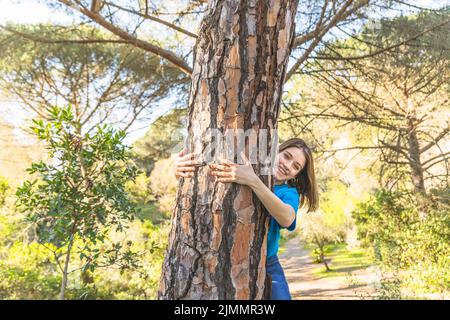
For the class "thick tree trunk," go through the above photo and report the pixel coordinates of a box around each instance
[158,0,299,299]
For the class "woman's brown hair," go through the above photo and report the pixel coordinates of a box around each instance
[278,138,319,213]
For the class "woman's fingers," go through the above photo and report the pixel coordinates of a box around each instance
[208,163,232,172]
[177,166,196,172]
[221,158,235,166]
[177,171,194,178]
[216,177,234,183]
[178,159,201,167]
[210,170,233,178]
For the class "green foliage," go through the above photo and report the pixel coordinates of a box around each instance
[148,157,178,217]
[0,205,171,300]
[0,176,9,207]
[126,157,179,222]
[300,179,351,246]
[88,220,171,299]
[132,108,186,176]
[0,24,188,133]
[17,106,138,245]
[125,172,153,204]
[299,179,353,271]
[300,211,348,271]
[0,242,61,299]
[15,106,140,298]
[311,243,372,278]
[352,188,450,296]
[319,180,353,232]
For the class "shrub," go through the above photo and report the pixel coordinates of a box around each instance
[352,188,450,296]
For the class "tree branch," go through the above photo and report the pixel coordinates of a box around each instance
[420,126,450,154]
[57,0,193,75]
[286,0,370,81]
[105,2,198,39]
[0,26,132,45]
[314,18,450,61]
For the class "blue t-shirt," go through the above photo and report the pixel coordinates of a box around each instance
[267,183,300,258]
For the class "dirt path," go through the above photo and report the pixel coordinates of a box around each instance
[279,237,376,300]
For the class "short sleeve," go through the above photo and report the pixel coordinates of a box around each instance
[280,189,300,231]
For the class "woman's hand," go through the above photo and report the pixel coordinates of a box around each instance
[208,152,259,187]
[173,147,201,180]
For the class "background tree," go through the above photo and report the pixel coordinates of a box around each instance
[0,116,47,183]
[34,0,380,78]
[299,179,351,271]
[132,108,186,176]
[0,24,187,133]
[16,106,139,299]
[0,176,9,207]
[300,211,346,271]
[280,10,450,205]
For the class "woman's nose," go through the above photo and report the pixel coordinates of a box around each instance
[283,162,291,174]
[287,161,295,173]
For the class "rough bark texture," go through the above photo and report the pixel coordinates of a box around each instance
[158,0,299,300]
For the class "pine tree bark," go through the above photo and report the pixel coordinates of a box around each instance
[158,0,299,300]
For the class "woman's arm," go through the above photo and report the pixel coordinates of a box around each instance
[249,178,296,228]
[209,154,295,228]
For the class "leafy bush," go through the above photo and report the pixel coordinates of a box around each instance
[125,172,154,204]
[0,176,9,207]
[0,242,60,299]
[0,217,170,300]
[15,106,140,299]
[352,188,450,296]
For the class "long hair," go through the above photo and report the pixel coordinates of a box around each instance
[278,138,319,213]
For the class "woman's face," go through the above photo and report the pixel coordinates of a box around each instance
[273,146,306,181]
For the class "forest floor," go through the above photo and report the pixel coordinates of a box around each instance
[279,237,378,300]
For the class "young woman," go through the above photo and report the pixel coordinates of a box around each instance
[173,138,319,300]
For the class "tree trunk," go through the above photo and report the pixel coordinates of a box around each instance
[320,250,331,272]
[406,118,426,195]
[405,111,430,219]
[158,0,299,300]
[59,233,75,300]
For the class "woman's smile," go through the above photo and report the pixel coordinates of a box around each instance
[277,165,287,176]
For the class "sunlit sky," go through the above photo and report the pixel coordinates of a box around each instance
[0,0,449,145]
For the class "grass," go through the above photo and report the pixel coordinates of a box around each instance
[311,243,373,278]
